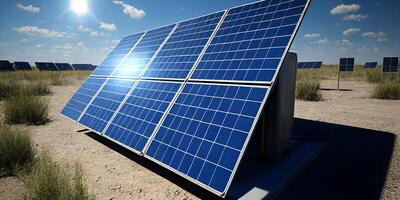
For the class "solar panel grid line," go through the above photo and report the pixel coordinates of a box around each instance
[167,10,229,83]
[101,24,180,139]
[90,32,145,77]
[143,82,271,196]
[111,23,179,79]
[78,79,136,133]
[142,12,226,80]
[106,31,148,78]
[76,33,149,122]
[189,0,310,84]
[60,77,107,121]
[103,80,183,154]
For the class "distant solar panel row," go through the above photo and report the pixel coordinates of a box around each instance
[72,64,96,71]
[364,62,378,68]
[383,57,399,73]
[14,62,32,70]
[297,61,322,69]
[339,58,355,72]
[56,63,74,71]
[61,0,310,196]
[35,62,59,71]
[0,60,15,71]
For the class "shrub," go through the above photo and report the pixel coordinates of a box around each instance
[0,123,35,176]
[49,74,70,86]
[21,80,51,96]
[4,95,49,125]
[366,70,382,83]
[296,79,322,101]
[372,82,400,100]
[25,151,95,200]
[0,79,19,100]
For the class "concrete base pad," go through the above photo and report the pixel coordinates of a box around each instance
[227,138,324,200]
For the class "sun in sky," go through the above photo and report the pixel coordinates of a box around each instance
[70,0,88,16]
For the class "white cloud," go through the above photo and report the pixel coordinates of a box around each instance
[100,22,117,32]
[362,31,386,38]
[343,14,368,21]
[79,25,110,37]
[330,4,360,15]
[304,33,329,44]
[16,4,40,13]
[113,0,145,19]
[317,38,329,44]
[374,47,380,52]
[362,31,388,42]
[343,28,361,36]
[304,33,321,40]
[35,44,44,48]
[336,39,352,46]
[12,26,73,38]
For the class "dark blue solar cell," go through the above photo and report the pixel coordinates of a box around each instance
[297,61,322,69]
[143,12,225,79]
[0,60,15,71]
[55,63,74,71]
[364,62,377,68]
[146,83,269,194]
[35,62,59,71]
[92,33,144,76]
[14,62,32,70]
[383,57,398,72]
[191,0,309,82]
[339,58,355,72]
[61,77,107,121]
[79,79,135,133]
[112,24,176,78]
[103,81,181,153]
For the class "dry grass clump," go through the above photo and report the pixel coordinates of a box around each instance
[372,82,400,100]
[25,151,95,200]
[296,78,322,101]
[3,95,49,125]
[0,79,20,100]
[0,123,35,177]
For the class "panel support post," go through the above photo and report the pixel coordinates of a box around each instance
[337,68,341,91]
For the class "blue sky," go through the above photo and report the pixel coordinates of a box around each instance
[0,0,399,65]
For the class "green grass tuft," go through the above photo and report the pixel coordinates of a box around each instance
[25,151,95,200]
[4,95,49,125]
[372,82,400,100]
[296,79,322,101]
[0,123,35,177]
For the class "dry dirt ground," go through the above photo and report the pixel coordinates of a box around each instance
[0,79,399,200]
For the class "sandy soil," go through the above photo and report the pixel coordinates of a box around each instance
[0,79,399,200]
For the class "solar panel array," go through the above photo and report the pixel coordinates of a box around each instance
[61,0,310,196]
[339,58,355,72]
[14,62,32,70]
[383,57,399,73]
[56,63,74,71]
[297,61,322,69]
[72,64,96,71]
[35,62,59,71]
[364,62,378,69]
[0,60,15,71]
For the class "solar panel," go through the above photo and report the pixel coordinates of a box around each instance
[339,58,355,72]
[112,24,176,78]
[61,77,107,121]
[364,62,377,68]
[383,57,399,72]
[146,83,269,194]
[73,64,95,70]
[0,60,15,71]
[35,62,59,71]
[14,62,32,70]
[92,33,145,76]
[143,12,225,80]
[297,61,322,69]
[103,81,182,153]
[55,63,74,71]
[190,0,309,83]
[78,79,135,133]
[61,0,310,197]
